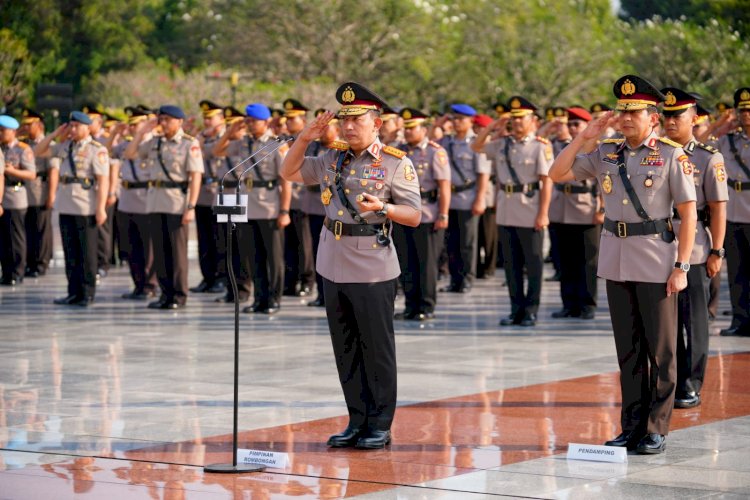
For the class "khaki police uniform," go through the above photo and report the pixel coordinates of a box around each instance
[92,131,116,276]
[137,130,204,306]
[24,136,59,276]
[482,133,552,321]
[51,136,110,299]
[1,140,36,283]
[299,137,421,434]
[572,131,696,436]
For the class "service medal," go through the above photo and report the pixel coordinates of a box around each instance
[602,174,613,194]
[644,176,653,188]
[321,187,332,206]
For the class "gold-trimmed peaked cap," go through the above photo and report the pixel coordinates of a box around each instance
[507,95,537,117]
[223,106,245,124]
[81,102,102,117]
[314,108,338,124]
[199,100,224,118]
[124,106,149,125]
[282,98,309,118]
[660,87,698,115]
[335,82,388,117]
[734,87,750,109]
[399,107,428,128]
[613,75,665,111]
[20,108,43,125]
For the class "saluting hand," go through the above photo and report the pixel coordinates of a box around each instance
[53,123,69,139]
[581,111,617,141]
[299,111,335,142]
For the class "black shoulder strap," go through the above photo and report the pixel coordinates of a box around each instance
[447,139,468,184]
[503,139,522,186]
[246,136,266,182]
[333,150,365,223]
[127,158,140,182]
[728,134,750,178]
[617,148,651,220]
[156,137,184,190]
[67,142,78,178]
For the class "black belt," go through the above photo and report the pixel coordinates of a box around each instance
[673,207,709,223]
[554,183,595,194]
[323,216,381,237]
[60,176,94,186]
[498,182,540,194]
[152,179,188,189]
[728,179,750,192]
[5,180,24,188]
[223,179,278,189]
[202,177,219,186]
[603,217,672,238]
[307,184,321,193]
[451,180,476,193]
[121,180,151,189]
[420,189,438,202]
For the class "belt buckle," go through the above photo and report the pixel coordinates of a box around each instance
[736,181,743,192]
[155,179,163,188]
[266,181,273,189]
[13,184,20,192]
[504,184,513,194]
[564,184,572,195]
[616,221,627,238]
[334,220,343,241]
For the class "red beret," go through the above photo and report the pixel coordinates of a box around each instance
[473,114,493,128]
[567,107,592,122]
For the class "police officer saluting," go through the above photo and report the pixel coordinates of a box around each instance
[550,75,697,454]
[281,82,421,449]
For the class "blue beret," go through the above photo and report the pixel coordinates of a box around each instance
[450,104,477,117]
[158,105,186,119]
[245,103,271,120]
[69,111,93,125]
[0,115,20,130]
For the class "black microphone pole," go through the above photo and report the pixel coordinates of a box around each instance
[205,136,292,474]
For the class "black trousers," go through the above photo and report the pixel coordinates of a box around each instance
[547,223,561,275]
[446,209,478,288]
[498,226,543,317]
[477,207,498,278]
[0,208,27,280]
[393,222,443,314]
[195,205,226,286]
[309,214,325,300]
[150,213,189,304]
[238,219,284,306]
[707,272,720,319]
[59,214,98,298]
[606,280,677,436]
[323,277,398,432]
[97,203,116,271]
[555,223,600,313]
[284,209,314,292]
[25,205,53,274]
[677,264,709,395]
[120,211,157,294]
[726,222,750,332]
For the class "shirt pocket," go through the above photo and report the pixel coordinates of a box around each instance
[635,165,667,199]
[356,235,385,251]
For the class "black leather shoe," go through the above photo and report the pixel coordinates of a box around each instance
[189,281,210,293]
[25,270,40,278]
[635,433,666,454]
[0,276,21,286]
[580,307,596,320]
[207,281,226,294]
[243,301,264,313]
[520,314,537,327]
[416,312,435,321]
[499,314,520,326]
[674,392,701,408]
[262,302,280,315]
[544,272,561,282]
[54,295,79,305]
[456,283,472,294]
[394,310,416,320]
[70,296,94,307]
[148,298,168,309]
[327,426,363,448]
[307,296,325,307]
[551,308,578,318]
[296,285,312,297]
[122,290,155,300]
[159,301,184,310]
[355,429,391,449]
[604,430,644,451]
[439,284,458,293]
[720,326,750,337]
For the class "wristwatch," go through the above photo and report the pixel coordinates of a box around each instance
[438,213,449,221]
[279,209,290,215]
[709,248,725,258]
[674,261,690,272]
[375,202,389,217]
[187,203,196,210]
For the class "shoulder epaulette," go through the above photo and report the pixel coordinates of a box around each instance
[17,141,30,149]
[535,136,550,145]
[602,138,625,144]
[697,142,719,154]
[329,140,349,151]
[428,140,442,149]
[383,145,406,159]
[659,137,682,148]
[90,140,104,148]
[182,133,195,141]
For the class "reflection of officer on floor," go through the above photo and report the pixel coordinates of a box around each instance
[281,82,421,450]
[550,75,697,454]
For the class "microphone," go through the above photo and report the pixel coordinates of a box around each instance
[219,136,289,205]
[236,137,293,197]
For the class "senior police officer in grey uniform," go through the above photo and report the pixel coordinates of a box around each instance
[35,111,110,306]
[125,105,204,309]
[715,87,750,337]
[551,75,697,454]
[281,82,421,450]
[438,104,491,293]
[547,106,602,320]
[661,87,728,409]
[0,115,37,286]
[393,107,451,320]
[473,96,553,327]
[20,109,59,278]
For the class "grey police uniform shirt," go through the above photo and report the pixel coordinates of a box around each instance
[715,130,750,223]
[26,137,60,207]
[214,135,243,195]
[671,138,728,265]
[225,130,283,220]
[51,136,110,216]
[571,132,697,283]
[198,129,225,206]
[482,133,553,228]
[2,140,37,210]
[401,138,451,223]
[440,131,492,210]
[299,138,422,283]
[113,140,150,215]
[550,137,599,225]
[300,141,334,217]
[137,129,204,215]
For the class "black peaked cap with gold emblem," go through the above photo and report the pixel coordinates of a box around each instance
[399,107,428,128]
[734,87,750,109]
[21,108,44,125]
[125,106,149,125]
[336,82,389,117]
[507,96,537,117]
[81,103,102,116]
[199,100,224,118]
[223,106,245,124]
[282,98,309,118]
[613,75,665,111]
[660,87,698,115]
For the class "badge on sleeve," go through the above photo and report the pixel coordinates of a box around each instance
[190,143,200,158]
[97,149,108,163]
[714,162,726,182]
[545,144,553,161]
[678,154,693,175]
[404,164,415,181]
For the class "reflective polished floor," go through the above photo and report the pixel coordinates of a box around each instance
[1,259,750,499]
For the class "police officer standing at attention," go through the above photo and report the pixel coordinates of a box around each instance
[281,82,421,449]
[393,107,451,320]
[472,96,553,327]
[125,105,204,309]
[716,87,750,337]
[661,87,728,408]
[550,75,697,454]
[35,112,110,306]
[0,115,37,286]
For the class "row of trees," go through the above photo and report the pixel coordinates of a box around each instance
[3,0,750,116]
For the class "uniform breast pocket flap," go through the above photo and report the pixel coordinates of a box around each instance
[356,235,384,251]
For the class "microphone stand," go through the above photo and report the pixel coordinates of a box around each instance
[205,137,291,474]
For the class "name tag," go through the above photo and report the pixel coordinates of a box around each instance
[567,443,627,463]
[236,448,289,468]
